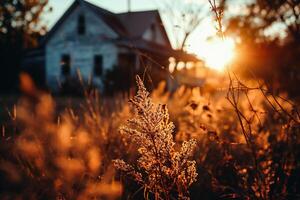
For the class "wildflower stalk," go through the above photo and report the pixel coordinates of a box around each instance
[114,76,197,200]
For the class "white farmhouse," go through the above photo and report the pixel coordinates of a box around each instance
[23,0,197,93]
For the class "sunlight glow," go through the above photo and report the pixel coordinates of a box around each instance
[191,37,236,71]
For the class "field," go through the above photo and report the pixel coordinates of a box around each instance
[0,73,299,200]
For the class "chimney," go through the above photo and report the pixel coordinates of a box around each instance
[127,0,131,12]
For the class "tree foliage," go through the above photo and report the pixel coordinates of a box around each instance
[0,0,49,93]
[227,0,300,43]
[225,0,300,97]
[159,0,207,50]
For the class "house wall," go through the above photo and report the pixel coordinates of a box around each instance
[45,4,119,91]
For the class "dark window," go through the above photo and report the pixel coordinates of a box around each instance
[94,55,103,76]
[78,14,86,35]
[61,54,71,76]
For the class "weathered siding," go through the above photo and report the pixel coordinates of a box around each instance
[45,4,118,91]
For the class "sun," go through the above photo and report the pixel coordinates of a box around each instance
[192,37,236,71]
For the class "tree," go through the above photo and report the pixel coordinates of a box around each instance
[226,0,300,44]
[225,0,300,97]
[158,0,207,51]
[0,0,49,93]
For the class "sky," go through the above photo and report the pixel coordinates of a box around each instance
[46,0,158,29]
[44,0,251,64]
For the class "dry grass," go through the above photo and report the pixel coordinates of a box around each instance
[0,72,299,199]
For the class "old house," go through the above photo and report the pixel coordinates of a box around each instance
[23,0,197,93]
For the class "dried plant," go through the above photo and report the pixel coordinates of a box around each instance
[225,74,300,199]
[113,76,197,200]
[0,74,123,199]
[1,73,300,199]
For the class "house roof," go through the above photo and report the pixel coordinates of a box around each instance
[116,11,158,38]
[116,11,171,47]
[41,0,171,47]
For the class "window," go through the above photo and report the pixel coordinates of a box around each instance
[78,14,86,35]
[94,55,103,76]
[61,54,71,76]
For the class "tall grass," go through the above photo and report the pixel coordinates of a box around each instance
[0,74,124,199]
[1,72,299,199]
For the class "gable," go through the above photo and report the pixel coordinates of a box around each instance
[117,11,171,47]
[116,11,157,38]
[142,16,171,47]
[44,1,118,45]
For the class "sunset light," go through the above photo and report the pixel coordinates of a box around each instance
[192,37,236,71]
[1,0,300,199]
